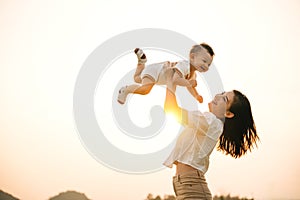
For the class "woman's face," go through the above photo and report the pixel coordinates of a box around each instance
[208,91,235,119]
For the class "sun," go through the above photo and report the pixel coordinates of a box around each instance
[165,112,182,130]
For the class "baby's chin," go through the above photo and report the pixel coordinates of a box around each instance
[195,66,206,72]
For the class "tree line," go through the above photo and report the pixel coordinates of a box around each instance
[145,193,254,200]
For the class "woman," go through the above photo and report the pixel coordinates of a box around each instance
[163,81,259,200]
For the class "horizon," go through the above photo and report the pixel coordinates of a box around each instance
[3,189,299,200]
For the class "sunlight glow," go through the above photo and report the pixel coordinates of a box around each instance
[165,112,179,124]
[1,1,300,200]
[165,110,180,124]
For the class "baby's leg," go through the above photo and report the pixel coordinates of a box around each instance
[127,77,155,95]
[133,48,147,83]
[117,77,155,104]
[134,64,145,83]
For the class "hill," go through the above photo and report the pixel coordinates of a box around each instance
[49,191,90,200]
[48,191,90,200]
[0,190,19,200]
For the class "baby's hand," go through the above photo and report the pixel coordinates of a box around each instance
[196,95,203,103]
[189,79,197,87]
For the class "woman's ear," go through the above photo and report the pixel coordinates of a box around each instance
[225,111,234,118]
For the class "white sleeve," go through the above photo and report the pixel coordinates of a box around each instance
[187,110,209,135]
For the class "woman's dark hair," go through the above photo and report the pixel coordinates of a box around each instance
[218,90,259,158]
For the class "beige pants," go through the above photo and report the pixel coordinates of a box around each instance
[173,170,212,200]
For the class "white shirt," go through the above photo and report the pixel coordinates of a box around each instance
[163,110,223,174]
[174,60,190,77]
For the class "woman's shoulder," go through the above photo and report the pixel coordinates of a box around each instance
[202,111,223,125]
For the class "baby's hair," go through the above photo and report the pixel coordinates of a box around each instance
[190,43,215,57]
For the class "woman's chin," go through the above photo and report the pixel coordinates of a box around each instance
[208,102,212,112]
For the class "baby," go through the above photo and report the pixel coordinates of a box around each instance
[117,43,214,104]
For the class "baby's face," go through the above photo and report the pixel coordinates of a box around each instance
[190,50,213,72]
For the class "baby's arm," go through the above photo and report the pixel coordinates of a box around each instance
[172,70,203,103]
[172,69,193,87]
[186,85,203,103]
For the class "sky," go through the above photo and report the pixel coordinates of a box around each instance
[1,0,300,200]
